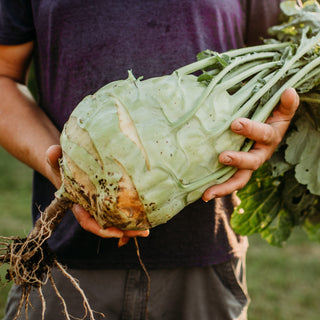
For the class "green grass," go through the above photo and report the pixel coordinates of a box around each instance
[0,147,32,317]
[247,230,320,320]
[0,147,319,319]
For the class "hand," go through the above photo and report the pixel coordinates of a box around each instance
[72,204,149,246]
[202,88,299,201]
[46,145,149,246]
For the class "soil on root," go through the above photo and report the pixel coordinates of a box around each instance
[0,196,97,320]
[3,237,56,286]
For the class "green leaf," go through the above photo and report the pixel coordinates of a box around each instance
[215,53,230,68]
[231,164,283,236]
[285,110,320,195]
[269,0,320,42]
[260,209,294,247]
[280,1,301,16]
[232,160,320,246]
[268,146,293,176]
[196,49,214,61]
[299,92,320,129]
[197,72,213,83]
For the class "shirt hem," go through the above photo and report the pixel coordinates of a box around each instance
[57,236,248,270]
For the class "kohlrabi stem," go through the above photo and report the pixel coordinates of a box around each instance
[167,35,320,194]
[253,55,320,123]
[172,52,278,129]
[300,95,320,104]
[226,42,291,58]
[175,42,290,76]
[181,166,238,192]
[214,61,278,92]
[158,162,238,192]
[294,67,320,89]
[216,32,320,134]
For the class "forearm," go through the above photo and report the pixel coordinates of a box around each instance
[0,75,61,187]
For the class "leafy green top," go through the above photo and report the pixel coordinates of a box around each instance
[230,0,320,246]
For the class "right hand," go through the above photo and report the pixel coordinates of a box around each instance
[202,88,299,201]
[46,145,150,245]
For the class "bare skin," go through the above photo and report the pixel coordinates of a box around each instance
[0,41,299,244]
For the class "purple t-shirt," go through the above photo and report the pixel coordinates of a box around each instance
[0,0,282,269]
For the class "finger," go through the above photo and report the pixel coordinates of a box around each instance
[265,88,299,138]
[219,149,267,171]
[231,119,276,145]
[99,227,125,238]
[124,229,150,237]
[202,169,253,201]
[73,204,103,235]
[46,144,62,171]
[46,145,63,189]
[264,88,299,125]
[276,87,300,118]
[118,236,130,247]
[73,204,124,238]
[231,88,299,143]
[118,229,150,247]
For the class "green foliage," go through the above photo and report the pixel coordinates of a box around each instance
[247,232,320,320]
[0,148,32,317]
[230,0,320,246]
[231,165,285,241]
[232,159,320,246]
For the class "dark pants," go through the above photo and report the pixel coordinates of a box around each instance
[4,257,249,320]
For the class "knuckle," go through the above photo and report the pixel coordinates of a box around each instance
[231,170,252,191]
[77,216,87,229]
[237,171,253,190]
[247,151,265,170]
[236,181,246,191]
[261,127,273,145]
[251,158,261,171]
[72,208,88,229]
[273,133,282,146]
[235,177,250,191]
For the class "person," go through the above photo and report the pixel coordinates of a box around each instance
[0,1,299,319]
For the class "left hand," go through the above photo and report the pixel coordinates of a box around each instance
[46,145,149,247]
[72,204,149,246]
[202,87,299,201]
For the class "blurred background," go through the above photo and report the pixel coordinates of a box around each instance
[0,147,320,319]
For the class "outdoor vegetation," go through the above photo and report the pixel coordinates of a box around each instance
[0,147,319,319]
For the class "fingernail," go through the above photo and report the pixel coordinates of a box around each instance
[203,194,215,202]
[118,236,130,247]
[222,155,232,164]
[99,229,124,238]
[233,121,244,132]
[139,230,150,237]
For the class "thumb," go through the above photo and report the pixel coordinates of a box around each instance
[46,145,62,171]
[46,145,63,188]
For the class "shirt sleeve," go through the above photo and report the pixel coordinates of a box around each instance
[0,0,35,44]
